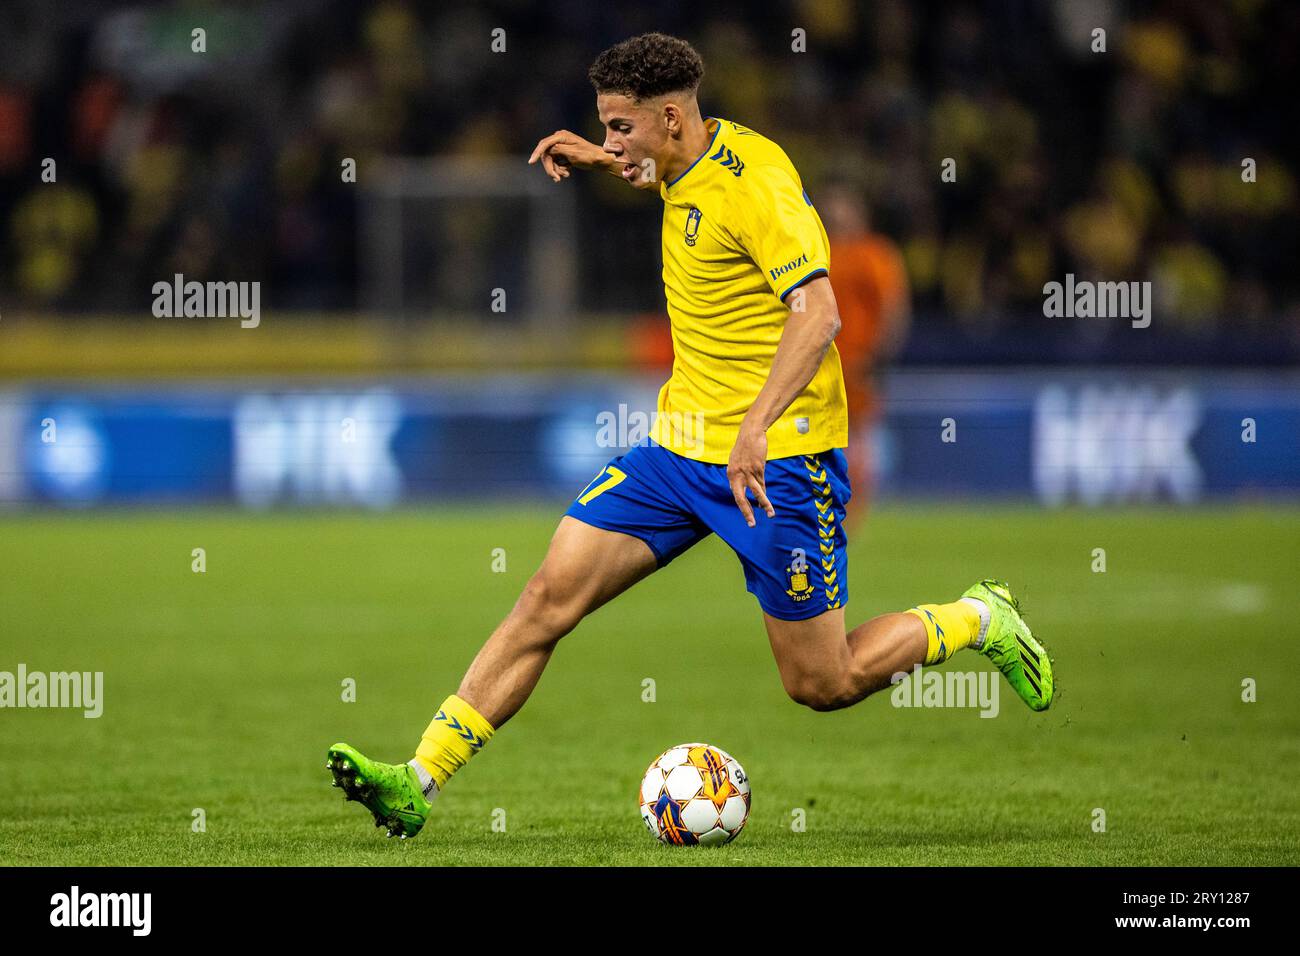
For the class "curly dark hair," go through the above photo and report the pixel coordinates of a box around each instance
[588,32,705,101]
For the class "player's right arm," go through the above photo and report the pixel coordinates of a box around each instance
[528,129,630,183]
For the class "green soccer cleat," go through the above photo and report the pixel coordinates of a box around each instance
[326,742,432,839]
[963,580,1055,711]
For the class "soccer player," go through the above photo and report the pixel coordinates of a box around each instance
[817,180,911,526]
[327,33,1055,839]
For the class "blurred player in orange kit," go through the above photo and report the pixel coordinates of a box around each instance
[817,180,911,526]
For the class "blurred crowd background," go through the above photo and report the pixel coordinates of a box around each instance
[1,0,1296,364]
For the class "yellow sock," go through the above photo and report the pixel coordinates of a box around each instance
[906,600,982,665]
[412,694,496,790]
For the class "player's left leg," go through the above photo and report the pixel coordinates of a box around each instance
[762,593,1010,710]
[708,448,1054,713]
[764,581,1054,712]
[762,605,923,710]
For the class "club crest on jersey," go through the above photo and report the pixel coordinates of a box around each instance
[684,207,702,246]
[785,547,814,602]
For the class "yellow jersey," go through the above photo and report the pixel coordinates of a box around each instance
[649,116,848,463]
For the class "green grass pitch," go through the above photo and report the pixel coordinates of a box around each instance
[1,504,1297,866]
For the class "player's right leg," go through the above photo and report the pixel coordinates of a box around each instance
[328,516,657,838]
[329,444,706,838]
[456,515,660,728]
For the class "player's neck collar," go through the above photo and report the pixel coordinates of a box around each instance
[664,116,721,190]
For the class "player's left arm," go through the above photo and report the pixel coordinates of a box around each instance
[728,275,841,527]
[727,164,839,527]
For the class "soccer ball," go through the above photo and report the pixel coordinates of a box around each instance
[638,742,751,846]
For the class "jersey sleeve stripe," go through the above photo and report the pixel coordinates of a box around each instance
[778,267,829,301]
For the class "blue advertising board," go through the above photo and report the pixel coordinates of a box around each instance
[1,371,1296,508]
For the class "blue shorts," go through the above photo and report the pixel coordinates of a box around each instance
[564,442,851,621]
